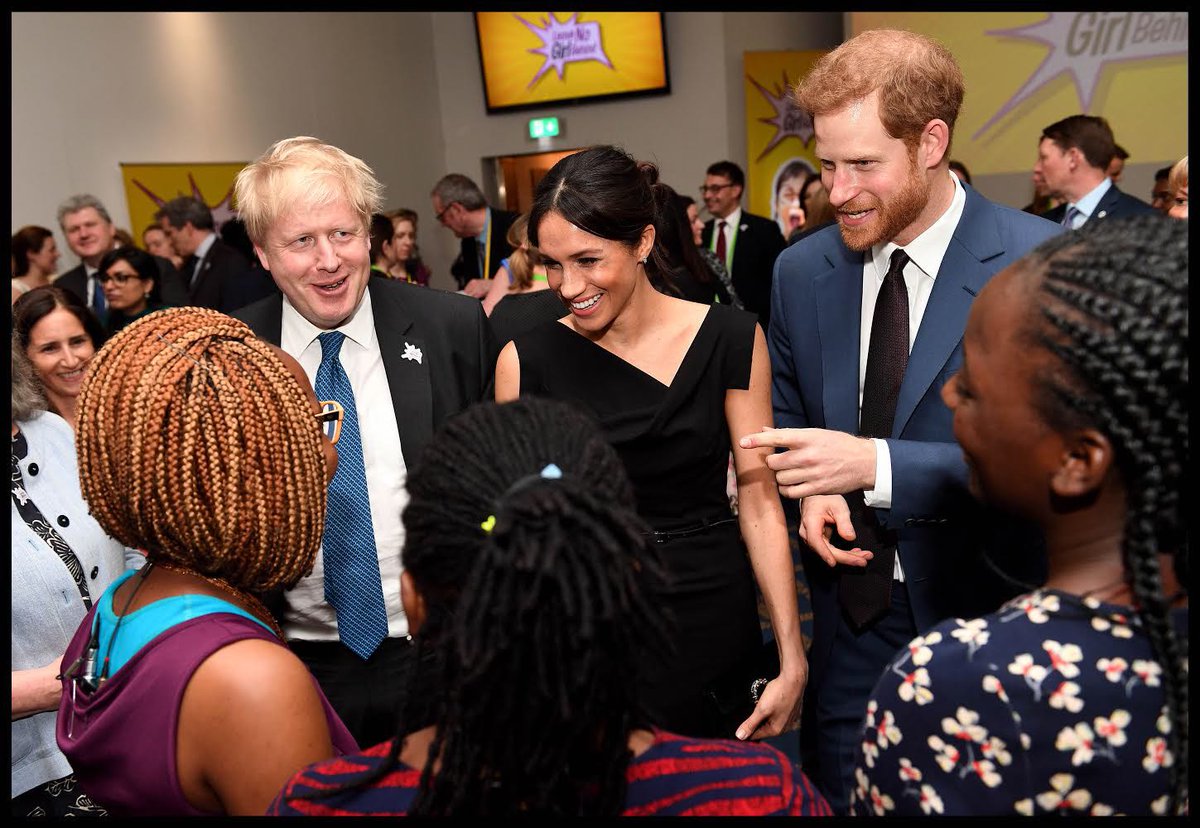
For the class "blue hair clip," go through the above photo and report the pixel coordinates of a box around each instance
[540,463,563,480]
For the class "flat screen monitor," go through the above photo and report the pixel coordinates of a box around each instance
[474,11,670,114]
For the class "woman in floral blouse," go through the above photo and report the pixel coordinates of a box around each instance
[850,216,1188,816]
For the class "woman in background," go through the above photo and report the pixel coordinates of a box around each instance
[852,216,1188,816]
[483,214,564,345]
[385,209,431,286]
[141,224,183,272]
[271,398,831,816]
[1166,155,1187,219]
[676,194,742,309]
[11,225,61,303]
[12,286,105,431]
[56,307,356,815]
[11,338,141,817]
[95,247,166,335]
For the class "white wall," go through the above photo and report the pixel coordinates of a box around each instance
[11,12,451,281]
[12,11,846,291]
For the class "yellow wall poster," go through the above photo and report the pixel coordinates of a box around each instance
[743,51,828,238]
[120,162,246,241]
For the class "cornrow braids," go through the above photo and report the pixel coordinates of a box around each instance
[307,398,672,815]
[75,307,327,593]
[1018,215,1188,813]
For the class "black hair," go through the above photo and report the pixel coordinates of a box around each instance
[706,160,745,189]
[97,246,159,289]
[529,145,671,288]
[303,398,671,815]
[13,284,105,352]
[1019,214,1188,813]
[1154,166,1172,182]
[651,183,713,296]
[368,212,393,265]
[948,159,972,185]
[218,217,257,264]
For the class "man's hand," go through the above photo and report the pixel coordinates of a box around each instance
[739,426,876,498]
[460,277,492,299]
[799,494,873,568]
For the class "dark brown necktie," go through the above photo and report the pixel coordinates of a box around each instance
[837,248,910,629]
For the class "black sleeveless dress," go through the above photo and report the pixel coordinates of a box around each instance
[512,304,763,738]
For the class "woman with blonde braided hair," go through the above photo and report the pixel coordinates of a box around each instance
[56,307,356,815]
[853,215,1187,815]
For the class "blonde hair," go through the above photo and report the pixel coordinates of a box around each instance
[504,214,541,291]
[793,29,964,154]
[75,307,327,592]
[235,136,383,247]
[1168,155,1188,196]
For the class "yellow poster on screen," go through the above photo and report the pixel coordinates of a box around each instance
[849,12,1188,173]
[475,12,667,111]
[120,162,246,240]
[743,51,828,238]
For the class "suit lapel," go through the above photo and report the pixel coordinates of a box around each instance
[1092,184,1120,221]
[369,281,431,468]
[815,243,864,434]
[893,190,998,436]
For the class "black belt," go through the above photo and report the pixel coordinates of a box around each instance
[644,516,739,544]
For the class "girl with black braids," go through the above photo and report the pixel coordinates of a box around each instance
[850,214,1187,816]
[270,398,831,816]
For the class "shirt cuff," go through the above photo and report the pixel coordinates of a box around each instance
[863,438,892,509]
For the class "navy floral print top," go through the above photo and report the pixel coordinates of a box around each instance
[851,589,1186,816]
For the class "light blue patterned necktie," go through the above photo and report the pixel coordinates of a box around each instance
[314,331,389,660]
[1062,205,1082,228]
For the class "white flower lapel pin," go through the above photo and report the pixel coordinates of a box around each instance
[402,342,423,364]
[740,223,749,232]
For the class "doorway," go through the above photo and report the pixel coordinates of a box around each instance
[485,149,584,215]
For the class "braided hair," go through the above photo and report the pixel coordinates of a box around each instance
[74,307,327,593]
[325,397,669,814]
[1017,214,1188,813]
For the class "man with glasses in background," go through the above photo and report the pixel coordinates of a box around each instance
[700,161,786,330]
[430,173,518,299]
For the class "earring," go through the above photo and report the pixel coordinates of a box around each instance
[639,257,648,265]
[144,292,151,299]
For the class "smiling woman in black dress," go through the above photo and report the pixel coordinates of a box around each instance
[495,146,805,742]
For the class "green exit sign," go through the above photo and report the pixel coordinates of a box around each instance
[528,117,560,139]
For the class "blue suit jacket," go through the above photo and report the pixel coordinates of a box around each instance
[1042,182,1156,225]
[769,185,1061,677]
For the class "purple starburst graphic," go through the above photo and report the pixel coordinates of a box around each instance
[132,173,237,233]
[517,12,612,89]
[973,11,1188,139]
[750,71,813,160]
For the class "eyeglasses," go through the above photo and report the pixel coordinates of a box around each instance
[97,272,137,285]
[699,183,735,196]
[435,201,458,225]
[316,400,344,444]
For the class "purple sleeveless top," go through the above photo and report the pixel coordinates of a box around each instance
[56,607,358,816]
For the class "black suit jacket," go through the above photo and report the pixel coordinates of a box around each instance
[450,208,519,290]
[186,237,250,310]
[701,210,786,329]
[235,277,498,624]
[234,277,498,471]
[56,253,189,312]
[1042,183,1156,225]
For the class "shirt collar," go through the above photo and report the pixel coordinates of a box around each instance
[474,207,491,245]
[281,280,377,356]
[716,206,743,230]
[193,231,217,262]
[1070,176,1113,218]
[871,171,966,282]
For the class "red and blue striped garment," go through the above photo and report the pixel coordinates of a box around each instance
[269,729,831,816]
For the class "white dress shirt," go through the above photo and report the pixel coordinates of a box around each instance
[280,288,410,640]
[859,171,966,580]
